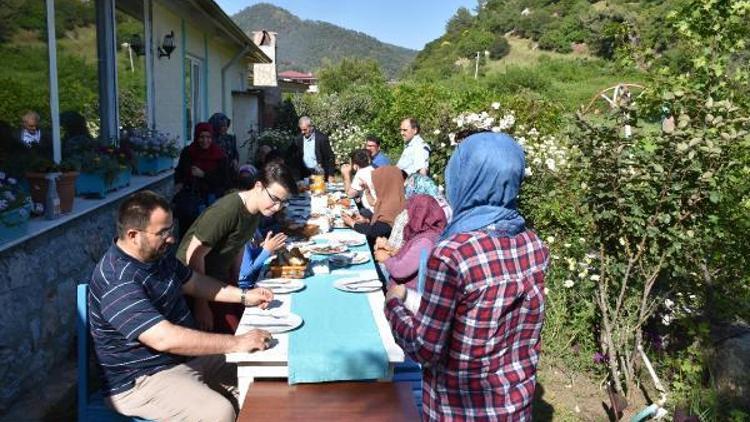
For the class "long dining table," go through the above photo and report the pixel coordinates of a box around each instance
[226,188,405,406]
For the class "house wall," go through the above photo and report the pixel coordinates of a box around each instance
[151,1,250,148]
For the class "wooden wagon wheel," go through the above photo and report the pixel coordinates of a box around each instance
[582,83,646,115]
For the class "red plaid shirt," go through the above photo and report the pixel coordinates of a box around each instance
[386,229,548,421]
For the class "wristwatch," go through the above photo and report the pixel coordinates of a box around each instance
[240,288,248,306]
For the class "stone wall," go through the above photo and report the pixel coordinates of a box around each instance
[0,178,173,413]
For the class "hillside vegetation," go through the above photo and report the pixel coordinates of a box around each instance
[232,3,417,78]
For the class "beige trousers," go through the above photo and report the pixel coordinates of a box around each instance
[106,355,239,422]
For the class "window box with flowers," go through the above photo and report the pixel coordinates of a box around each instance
[0,172,33,243]
[70,141,133,198]
[127,129,179,175]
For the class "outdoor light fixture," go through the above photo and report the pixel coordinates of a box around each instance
[129,34,144,56]
[158,31,175,59]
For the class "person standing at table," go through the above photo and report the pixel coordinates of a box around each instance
[364,134,391,168]
[177,162,297,334]
[89,191,274,422]
[396,117,430,177]
[384,132,549,420]
[288,116,336,182]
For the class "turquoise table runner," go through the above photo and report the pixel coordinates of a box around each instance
[288,232,389,384]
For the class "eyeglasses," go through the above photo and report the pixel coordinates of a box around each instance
[264,186,288,207]
[137,224,175,239]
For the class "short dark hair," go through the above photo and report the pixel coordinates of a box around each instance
[350,149,371,168]
[117,191,171,239]
[405,117,420,134]
[259,161,298,195]
[364,134,381,146]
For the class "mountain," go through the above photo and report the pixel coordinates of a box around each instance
[232,3,417,78]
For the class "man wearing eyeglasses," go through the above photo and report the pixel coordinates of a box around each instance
[396,117,430,176]
[176,162,297,334]
[89,190,274,421]
[288,116,336,181]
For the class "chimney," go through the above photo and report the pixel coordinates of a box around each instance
[251,30,277,87]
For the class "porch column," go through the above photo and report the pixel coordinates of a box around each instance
[45,0,61,163]
[95,0,120,142]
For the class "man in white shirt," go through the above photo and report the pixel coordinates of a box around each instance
[341,149,376,212]
[396,117,430,176]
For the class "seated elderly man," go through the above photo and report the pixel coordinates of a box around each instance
[88,190,273,421]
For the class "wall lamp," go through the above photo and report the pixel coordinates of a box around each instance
[158,31,175,59]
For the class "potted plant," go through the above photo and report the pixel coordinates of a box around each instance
[127,128,179,175]
[24,158,79,213]
[71,141,132,198]
[0,171,33,243]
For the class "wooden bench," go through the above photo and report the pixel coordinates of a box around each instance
[237,381,420,421]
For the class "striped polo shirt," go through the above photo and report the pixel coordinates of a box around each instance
[88,243,194,396]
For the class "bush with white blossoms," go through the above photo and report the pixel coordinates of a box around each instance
[428,101,578,186]
[329,124,367,166]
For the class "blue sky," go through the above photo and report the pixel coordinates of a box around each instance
[216,0,479,50]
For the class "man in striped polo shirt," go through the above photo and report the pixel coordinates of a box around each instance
[89,191,273,421]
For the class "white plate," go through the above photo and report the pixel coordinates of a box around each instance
[255,278,305,294]
[329,252,370,267]
[312,232,367,247]
[238,311,303,334]
[308,244,349,255]
[333,277,382,293]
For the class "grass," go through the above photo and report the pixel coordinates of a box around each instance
[480,37,648,112]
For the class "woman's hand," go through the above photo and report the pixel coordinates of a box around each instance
[262,231,287,253]
[375,237,387,249]
[385,284,407,302]
[374,249,391,263]
[191,166,205,178]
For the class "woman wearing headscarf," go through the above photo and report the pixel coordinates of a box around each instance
[383,194,447,290]
[342,165,405,243]
[374,173,451,262]
[174,122,231,238]
[384,132,549,421]
[208,112,239,173]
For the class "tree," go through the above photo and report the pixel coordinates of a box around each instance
[317,58,386,94]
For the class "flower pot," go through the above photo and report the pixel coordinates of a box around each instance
[136,155,174,175]
[76,172,108,198]
[0,206,31,243]
[76,169,131,198]
[25,171,79,213]
[113,168,132,190]
[56,172,78,213]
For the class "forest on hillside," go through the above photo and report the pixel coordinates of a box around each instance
[231,3,417,78]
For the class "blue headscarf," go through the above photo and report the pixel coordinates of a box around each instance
[442,132,526,238]
[404,174,440,199]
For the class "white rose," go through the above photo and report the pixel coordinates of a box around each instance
[433,129,441,135]
[563,279,575,288]
[590,274,601,281]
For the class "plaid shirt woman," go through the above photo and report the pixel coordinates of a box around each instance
[385,132,549,421]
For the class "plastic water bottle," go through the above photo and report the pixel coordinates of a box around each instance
[44,173,61,220]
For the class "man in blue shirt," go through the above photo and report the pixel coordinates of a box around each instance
[289,116,336,181]
[365,134,390,168]
[89,191,273,421]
